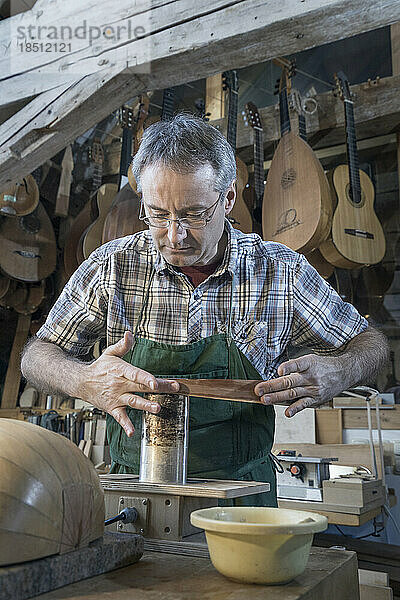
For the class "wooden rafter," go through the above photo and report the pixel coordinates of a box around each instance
[0,0,399,190]
[223,74,400,161]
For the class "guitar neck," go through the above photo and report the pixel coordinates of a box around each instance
[119,127,133,190]
[298,113,307,142]
[92,163,103,191]
[279,88,291,136]
[161,88,175,120]
[226,84,238,152]
[344,98,361,204]
[253,127,264,209]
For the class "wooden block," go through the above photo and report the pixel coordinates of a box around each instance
[333,397,382,408]
[91,444,110,465]
[0,409,24,420]
[274,406,316,444]
[323,478,384,507]
[359,583,393,599]
[78,439,86,451]
[359,569,389,586]
[1,314,31,409]
[342,406,400,429]
[83,439,93,458]
[278,499,382,526]
[205,74,225,121]
[316,408,343,444]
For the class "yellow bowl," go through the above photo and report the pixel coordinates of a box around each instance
[190,506,328,585]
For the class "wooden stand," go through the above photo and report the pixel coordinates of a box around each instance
[100,474,270,554]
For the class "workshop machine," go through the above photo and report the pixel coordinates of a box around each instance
[276,450,385,514]
[276,452,335,501]
[100,381,271,554]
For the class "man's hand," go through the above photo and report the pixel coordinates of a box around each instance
[254,354,345,418]
[80,331,180,436]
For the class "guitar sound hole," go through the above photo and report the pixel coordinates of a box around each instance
[345,183,365,207]
[20,214,40,234]
[281,168,297,190]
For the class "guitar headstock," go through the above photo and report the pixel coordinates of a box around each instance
[243,102,262,130]
[118,106,135,130]
[89,139,104,166]
[334,71,352,103]
[274,58,296,96]
[222,70,238,94]
[119,94,150,132]
[194,98,211,121]
[135,94,150,132]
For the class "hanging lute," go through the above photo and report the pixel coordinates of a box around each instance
[262,61,331,252]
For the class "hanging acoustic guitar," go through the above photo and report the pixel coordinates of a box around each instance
[222,70,253,234]
[0,201,56,282]
[319,72,386,268]
[262,62,332,253]
[103,94,151,243]
[0,175,39,217]
[243,101,265,236]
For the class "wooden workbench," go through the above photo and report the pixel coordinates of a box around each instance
[36,547,359,600]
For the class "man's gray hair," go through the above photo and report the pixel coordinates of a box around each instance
[130,113,236,193]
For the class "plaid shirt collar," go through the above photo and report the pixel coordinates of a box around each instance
[151,219,238,279]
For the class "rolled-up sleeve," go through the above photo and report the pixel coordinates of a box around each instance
[36,254,108,357]
[291,255,368,353]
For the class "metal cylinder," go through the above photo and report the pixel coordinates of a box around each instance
[139,393,189,484]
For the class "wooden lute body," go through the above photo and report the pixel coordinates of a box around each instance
[0,202,56,282]
[262,66,331,252]
[263,131,331,252]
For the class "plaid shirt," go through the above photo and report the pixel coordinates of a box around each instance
[37,221,367,379]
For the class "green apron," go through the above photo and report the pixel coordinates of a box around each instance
[106,270,277,507]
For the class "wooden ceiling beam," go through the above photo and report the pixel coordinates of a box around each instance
[227,74,400,160]
[0,0,399,190]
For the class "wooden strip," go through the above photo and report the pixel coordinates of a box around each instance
[315,408,343,444]
[174,378,262,403]
[359,569,390,587]
[99,475,270,498]
[278,499,382,526]
[359,583,393,599]
[342,406,400,429]
[55,145,73,217]
[1,314,31,408]
[205,74,224,120]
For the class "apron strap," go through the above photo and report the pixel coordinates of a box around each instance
[131,268,155,349]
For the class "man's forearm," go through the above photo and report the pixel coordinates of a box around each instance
[21,337,87,398]
[335,326,390,390]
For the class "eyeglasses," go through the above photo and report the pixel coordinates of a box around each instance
[138,192,224,230]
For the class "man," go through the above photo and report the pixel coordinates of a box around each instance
[22,113,388,507]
